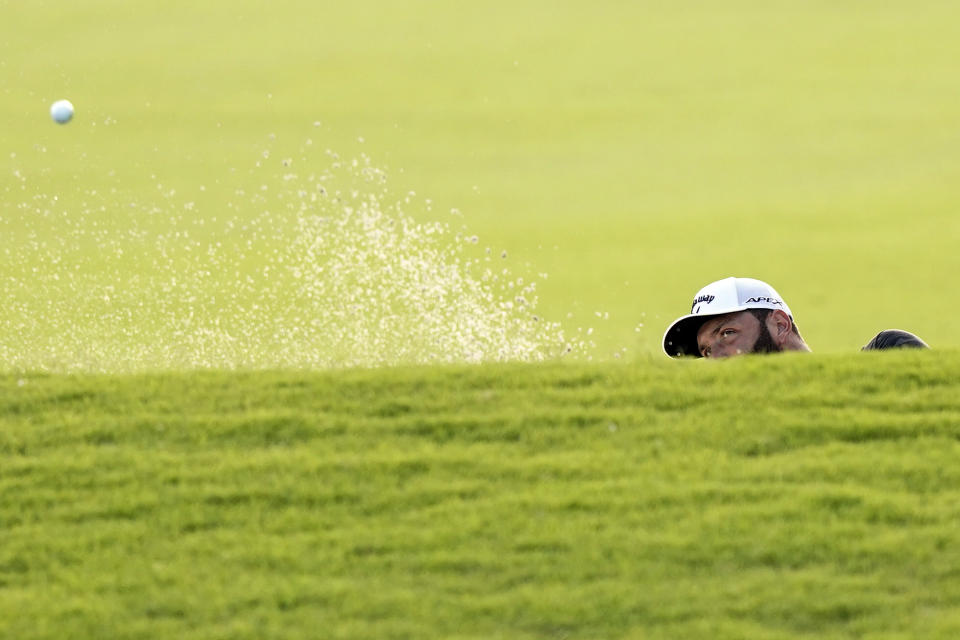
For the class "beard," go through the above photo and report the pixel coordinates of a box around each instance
[751,320,783,354]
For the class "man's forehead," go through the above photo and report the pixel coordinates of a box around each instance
[697,311,753,337]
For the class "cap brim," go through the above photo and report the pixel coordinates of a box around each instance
[662,306,748,358]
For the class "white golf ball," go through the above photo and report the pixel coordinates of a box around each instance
[50,99,74,124]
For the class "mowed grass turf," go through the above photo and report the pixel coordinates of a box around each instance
[4,1,960,359]
[3,350,960,639]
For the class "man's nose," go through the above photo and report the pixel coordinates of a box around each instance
[708,343,732,359]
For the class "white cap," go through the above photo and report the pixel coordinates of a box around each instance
[662,277,793,357]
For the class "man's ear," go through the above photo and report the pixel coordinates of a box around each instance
[768,309,793,345]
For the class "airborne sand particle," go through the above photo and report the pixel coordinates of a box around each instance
[2,139,591,372]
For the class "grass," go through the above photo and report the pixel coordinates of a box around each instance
[4,350,960,638]
[3,4,959,635]
[4,1,960,359]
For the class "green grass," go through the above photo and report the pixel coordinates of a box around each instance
[0,0,960,640]
[4,1,960,360]
[4,351,960,638]
[3,6,959,634]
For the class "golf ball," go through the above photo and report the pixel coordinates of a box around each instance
[50,99,74,124]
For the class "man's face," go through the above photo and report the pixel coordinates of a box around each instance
[695,310,781,359]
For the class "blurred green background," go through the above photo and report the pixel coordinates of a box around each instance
[3,0,960,360]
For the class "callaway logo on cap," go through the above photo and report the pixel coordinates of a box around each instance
[662,277,793,357]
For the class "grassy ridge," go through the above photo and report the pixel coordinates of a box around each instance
[3,351,960,639]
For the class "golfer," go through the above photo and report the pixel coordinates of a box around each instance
[663,277,927,358]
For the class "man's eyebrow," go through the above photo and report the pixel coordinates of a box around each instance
[702,317,737,341]
[706,321,724,336]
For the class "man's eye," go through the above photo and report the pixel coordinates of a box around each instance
[721,329,736,337]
